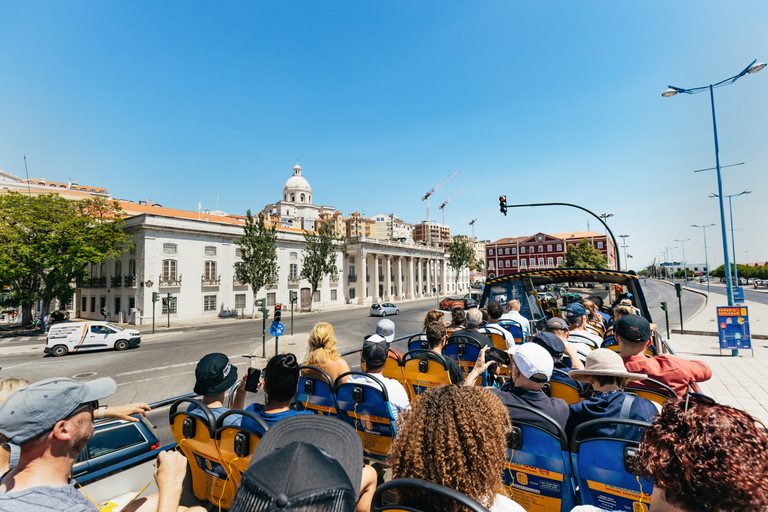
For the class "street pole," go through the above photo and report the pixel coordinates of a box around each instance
[673,239,690,286]
[692,224,714,293]
[619,234,629,272]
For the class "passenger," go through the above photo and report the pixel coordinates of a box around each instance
[189,353,241,426]
[450,308,493,349]
[572,399,768,512]
[617,316,711,398]
[348,336,410,421]
[422,309,445,330]
[0,377,201,512]
[566,349,657,442]
[375,318,403,358]
[303,322,351,384]
[587,295,611,324]
[479,307,489,327]
[234,354,312,435]
[582,300,606,340]
[529,332,585,392]
[500,299,531,338]
[413,321,464,384]
[601,304,633,348]
[229,415,378,512]
[446,307,466,335]
[563,303,603,348]
[389,385,525,512]
[469,344,569,436]
[545,317,588,368]
[480,302,515,348]
[546,297,562,319]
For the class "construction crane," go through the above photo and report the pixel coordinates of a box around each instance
[438,187,466,226]
[421,169,459,246]
[468,210,493,239]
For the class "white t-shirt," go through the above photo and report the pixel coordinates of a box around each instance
[347,373,410,421]
[490,494,526,512]
[568,330,603,348]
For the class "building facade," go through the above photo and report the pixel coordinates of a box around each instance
[413,221,451,249]
[261,163,336,230]
[371,213,414,242]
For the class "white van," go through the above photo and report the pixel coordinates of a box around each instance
[45,322,141,357]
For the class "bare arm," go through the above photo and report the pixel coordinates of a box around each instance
[231,374,249,410]
[154,451,187,512]
[563,344,584,370]
[463,346,494,387]
[99,403,151,422]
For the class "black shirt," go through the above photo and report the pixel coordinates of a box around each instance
[489,386,569,437]
[413,351,465,384]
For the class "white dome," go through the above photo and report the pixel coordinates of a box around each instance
[283,162,312,200]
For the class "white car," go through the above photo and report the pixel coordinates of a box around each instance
[46,321,141,357]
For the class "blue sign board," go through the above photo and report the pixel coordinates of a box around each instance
[717,306,751,351]
[733,286,745,302]
[269,321,285,337]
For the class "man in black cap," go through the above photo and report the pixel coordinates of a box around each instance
[348,335,410,421]
[230,415,377,512]
[189,352,242,426]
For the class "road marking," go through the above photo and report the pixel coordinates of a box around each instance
[19,337,30,341]
[113,361,197,377]
[116,360,251,386]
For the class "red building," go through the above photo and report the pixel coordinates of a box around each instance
[485,231,617,278]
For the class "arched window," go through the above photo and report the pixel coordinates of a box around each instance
[291,194,295,202]
[300,194,305,202]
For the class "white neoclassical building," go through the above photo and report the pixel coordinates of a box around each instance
[261,163,336,230]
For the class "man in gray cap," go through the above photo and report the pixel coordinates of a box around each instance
[0,377,200,512]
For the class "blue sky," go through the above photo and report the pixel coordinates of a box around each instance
[2,1,767,271]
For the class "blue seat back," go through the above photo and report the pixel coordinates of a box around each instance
[571,419,654,511]
[334,372,397,462]
[442,337,486,385]
[296,366,338,416]
[408,333,429,352]
[499,321,524,344]
[502,404,576,512]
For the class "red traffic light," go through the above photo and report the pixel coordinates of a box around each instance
[275,304,282,311]
[499,196,506,202]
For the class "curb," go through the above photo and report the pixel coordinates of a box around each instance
[671,328,768,341]
[655,279,709,322]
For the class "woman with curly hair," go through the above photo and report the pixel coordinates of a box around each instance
[389,385,524,512]
[302,322,350,384]
[572,398,768,512]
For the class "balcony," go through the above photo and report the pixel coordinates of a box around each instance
[159,275,182,287]
[124,274,137,287]
[233,276,245,286]
[330,275,339,284]
[288,275,300,285]
[348,274,358,283]
[378,275,384,282]
[201,275,221,286]
[110,275,123,288]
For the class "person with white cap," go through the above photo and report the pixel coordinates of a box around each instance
[375,318,403,358]
[465,344,569,436]
[566,349,658,442]
[0,378,202,512]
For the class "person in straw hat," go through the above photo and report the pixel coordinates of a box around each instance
[565,348,658,441]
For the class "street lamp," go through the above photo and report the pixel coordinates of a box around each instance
[663,59,764,308]
[691,223,715,293]
[598,213,615,269]
[710,189,752,286]
[673,239,691,286]
[618,235,630,272]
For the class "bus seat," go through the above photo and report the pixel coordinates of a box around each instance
[381,351,405,385]
[548,369,583,405]
[169,398,230,508]
[482,330,509,350]
[499,321,524,344]
[334,372,398,462]
[571,418,654,512]
[407,333,429,352]
[296,366,338,416]
[442,337,486,386]
[502,404,577,512]
[372,478,489,512]
[624,377,677,405]
[402,350,452,399]
[214,410,270,498]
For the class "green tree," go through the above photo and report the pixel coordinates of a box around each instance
[559,239,608,269]
[234,210,278,318]
[300,218,341,312]
[0,193,130,327]
[447,236,476,289]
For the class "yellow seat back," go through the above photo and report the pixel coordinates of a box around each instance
[215,410,269,493]
[548,381,583,405]
[381,355,405,385]
[402,350,452,400]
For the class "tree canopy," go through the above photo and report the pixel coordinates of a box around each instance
[234,210,279,317]
[300,219,341,312]
[447,236,476,286]
[559,238,608,269]
[0,193,130,326]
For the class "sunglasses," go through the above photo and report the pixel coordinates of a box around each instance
[66,400,99,419]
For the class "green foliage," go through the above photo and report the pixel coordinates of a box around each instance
[0,192,130,326]
[235,211,278,317]
[559,239,608,269]
[300,219,341,311]
[447,236,476,285]
[711,263,768,280]
[674,269,694,278]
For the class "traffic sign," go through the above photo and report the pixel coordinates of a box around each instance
[269,322,285,337]
[717,306,751,355]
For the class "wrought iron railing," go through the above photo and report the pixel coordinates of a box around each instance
[159,275,182,287]
[201,275,221,286]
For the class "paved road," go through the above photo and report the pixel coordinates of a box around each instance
[680,279,768,305]
[639,279,706,331]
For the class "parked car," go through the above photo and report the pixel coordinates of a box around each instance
[439,297,477,310]
[46,321,141,357]
[370,302,399,317]
[73,415,160,479]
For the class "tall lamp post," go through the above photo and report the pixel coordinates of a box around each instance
[662,59,765,308]
[618,234,630,272]
[691,223,715,293]
[673,239,690,286]
[598,213,615,269]
[710,190,752,286]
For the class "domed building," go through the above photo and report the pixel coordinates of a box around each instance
[262,162,336,230]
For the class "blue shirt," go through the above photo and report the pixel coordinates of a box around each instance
[566,390,657,442]
[241,403,313,435]
[187,403,241,427]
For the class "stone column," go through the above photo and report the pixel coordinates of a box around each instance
[441,258,448,294]
[407,257,414,299]
[426,259,432,297]
[372,254,380,303]
[396,257,403,300]
[384,255,393,301]
[356,249,367,305]
[416,257,423,298]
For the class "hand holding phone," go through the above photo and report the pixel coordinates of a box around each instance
[245,367,262,393]
[487,347,512,366]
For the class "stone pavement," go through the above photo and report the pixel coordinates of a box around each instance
[664,288,768,427]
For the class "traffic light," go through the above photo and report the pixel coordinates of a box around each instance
[674,283,682,297]
[162,298,167,306]
[101,307,108,317]
[660,301,668,311]
[152,292,159,303]
[499,196,507,216]
[274,304,282,323]
[289,290,297,303]
[257,298,266,310]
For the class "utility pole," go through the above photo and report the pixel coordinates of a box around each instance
[618,235,630,272]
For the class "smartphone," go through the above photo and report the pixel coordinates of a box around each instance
[487,347,511,366]
[245,368,262,393]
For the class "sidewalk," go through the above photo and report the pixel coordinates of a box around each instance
[665,291,768,427]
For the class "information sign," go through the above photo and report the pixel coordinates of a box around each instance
[717,306,751,354]
[733,287,745,302]
[269,321,285,337]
